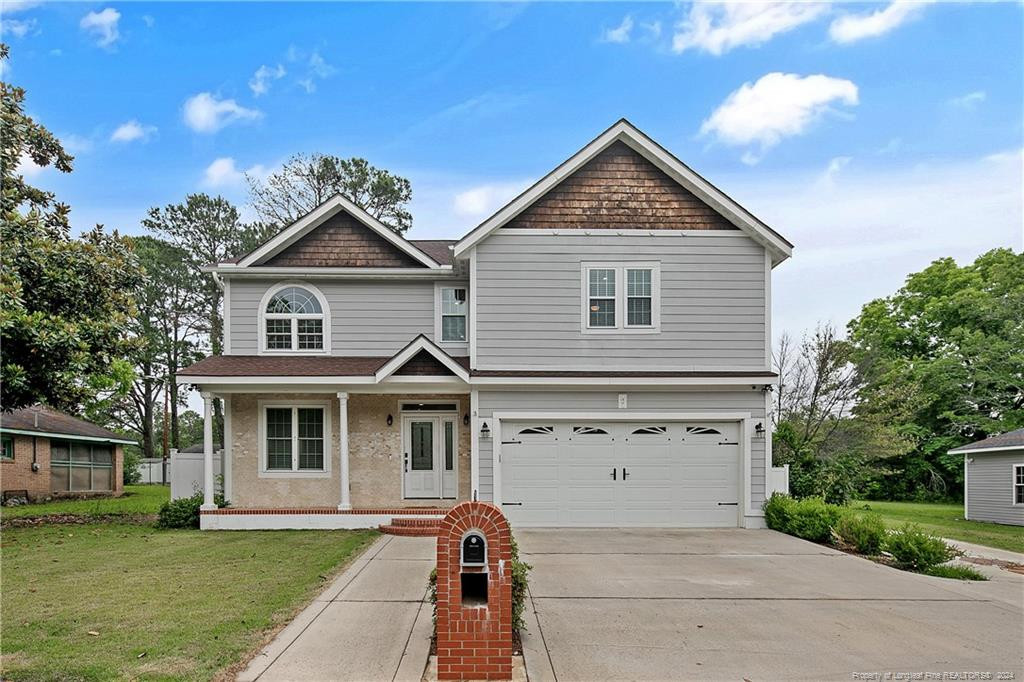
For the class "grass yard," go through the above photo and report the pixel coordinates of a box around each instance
[856,500,1024,554]
[1,523,377,681]
[0,485,170,520]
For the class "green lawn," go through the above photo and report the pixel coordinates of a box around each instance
[1,523,378,681]
[0,485,170,520]
[855,500,1024,554]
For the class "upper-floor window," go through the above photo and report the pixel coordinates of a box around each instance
[259,283,330,353]
[581,262,660,333]
[436,284,468,344]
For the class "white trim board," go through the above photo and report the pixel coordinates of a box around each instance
[453,119,793,264]
[235,194,441,269]
[0,428,136,445]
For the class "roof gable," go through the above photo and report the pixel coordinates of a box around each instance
[236,194,441,269]
[263,210,423,268]
[507,141,738,231]
[454,119,793,264]
[375,335,470,382]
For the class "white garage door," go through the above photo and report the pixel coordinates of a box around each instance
[500,421,740,527]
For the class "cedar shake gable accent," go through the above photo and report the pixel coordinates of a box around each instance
[261,211,425,268]
[507,141,738,231]
[393,350,458,376]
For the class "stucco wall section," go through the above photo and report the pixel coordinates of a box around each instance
[228,393,470,509]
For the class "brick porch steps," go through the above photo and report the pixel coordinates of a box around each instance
[379,517,443,536]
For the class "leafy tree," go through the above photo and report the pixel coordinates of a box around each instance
[848,248,1024,499]
[0,43,143,413]
[247,154,413,233]
[772,324,910,504]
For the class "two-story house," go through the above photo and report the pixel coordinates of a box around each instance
[179,119,793,530]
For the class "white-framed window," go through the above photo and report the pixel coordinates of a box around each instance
[258,283,330,354]
[434,283,468,344]
[580,262,660,333]
[258,400,332,478]
[1,435,13,460]
[1015,464,1024,505]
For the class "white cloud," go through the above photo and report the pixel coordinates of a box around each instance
[110,120,157,143]
[673,1,828,55]
[453,182,526,218]
[700,72,859,163]
[949,90,986,109]
[829,1,933,44]
[2,1,40,13]
[1,17,37,38]
[182,92,262,133]
[286,47,336,93]
[61,133,94,154]
[816,156,851,189]
[202,157,268,188]
[80,7,120,48]
[602,15,634,44]
[723,149,1023,337]
[249,64,286,96]
[16,152,45,178]
[142,15,155,28]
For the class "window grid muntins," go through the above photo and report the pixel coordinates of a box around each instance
[50,440,114,492]
[264,286,325,351]
[583,264,658,331]
[265,406,327,472]
[441,287,467,342]
[588,269,616,328]
[1,436,12,460]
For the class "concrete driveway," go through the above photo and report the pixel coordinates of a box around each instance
[517,528,1024,681]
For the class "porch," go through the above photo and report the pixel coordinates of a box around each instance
[195,391,472,530]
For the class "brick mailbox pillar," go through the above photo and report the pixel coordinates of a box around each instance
[436,501,513,681]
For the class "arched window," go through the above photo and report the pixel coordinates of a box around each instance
[260,284,329,352]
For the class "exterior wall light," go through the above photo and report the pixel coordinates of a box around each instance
[463,413,470,426]
[386,414,393,427]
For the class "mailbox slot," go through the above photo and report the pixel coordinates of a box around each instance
[461,572,488,606]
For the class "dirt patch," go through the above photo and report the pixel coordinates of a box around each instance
[960,556,1024,574]
[1,513,157,528]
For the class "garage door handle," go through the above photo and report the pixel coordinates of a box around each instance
[502,502,523,506]
[718,502,738,506]
[610,468,616,480]
[622,468,629,480]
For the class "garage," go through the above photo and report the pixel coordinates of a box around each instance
[499,421,741,527]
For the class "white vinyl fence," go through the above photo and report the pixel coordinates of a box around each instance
[768,464,790,496]
[137,458,168,484]
[170,449,223,501]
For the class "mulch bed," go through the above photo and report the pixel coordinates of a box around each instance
[429,630,523,656]
[1,513,158,528]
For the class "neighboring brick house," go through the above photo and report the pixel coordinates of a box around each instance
[179,119,795,531]
[0,405,134,502]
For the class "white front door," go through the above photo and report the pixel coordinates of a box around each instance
[403,416,458,499]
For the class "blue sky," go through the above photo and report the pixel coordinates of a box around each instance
[4,1,1023,338]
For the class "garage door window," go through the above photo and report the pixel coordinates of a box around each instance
[632,426,667,435]
[518,426,554,436]
[686,426,721,435]
[573,426,609,435]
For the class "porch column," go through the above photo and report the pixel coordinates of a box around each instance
[337,392,351,510]
[201,392,216,511]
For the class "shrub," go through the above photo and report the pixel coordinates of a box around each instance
[884,524,955,571]
[763,492,797,533]
[924,564,988,581]
[834,511,886,555]
[156,491,225,529]
[787,497,842,543]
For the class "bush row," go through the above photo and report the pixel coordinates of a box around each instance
[156,491,226,529]
[763,493,958,573]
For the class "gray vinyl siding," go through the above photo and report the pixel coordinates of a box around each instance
[227,278,466,356]
[474,231,768,370]
[475,388,767,514]
[965,451,1024,526]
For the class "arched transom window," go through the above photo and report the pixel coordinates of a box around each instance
[263,286,326,351]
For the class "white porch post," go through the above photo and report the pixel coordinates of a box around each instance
[337,392,351,510]
[201,392,216,510]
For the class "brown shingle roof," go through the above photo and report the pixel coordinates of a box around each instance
[949,428,1024,453]
[409,240,456,266]
[0,405,135,443]
[180,354,471,377]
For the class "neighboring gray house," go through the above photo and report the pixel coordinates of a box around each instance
[178,119,794,530]
[950,429,1024,527]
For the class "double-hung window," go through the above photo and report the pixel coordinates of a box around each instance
[437,285,468,343]
[261,285,328,353]
[1015,464,1024,505]
[261,403,331,476]
[582,262,660,332]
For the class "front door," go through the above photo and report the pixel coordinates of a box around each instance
[403,415,458,499]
